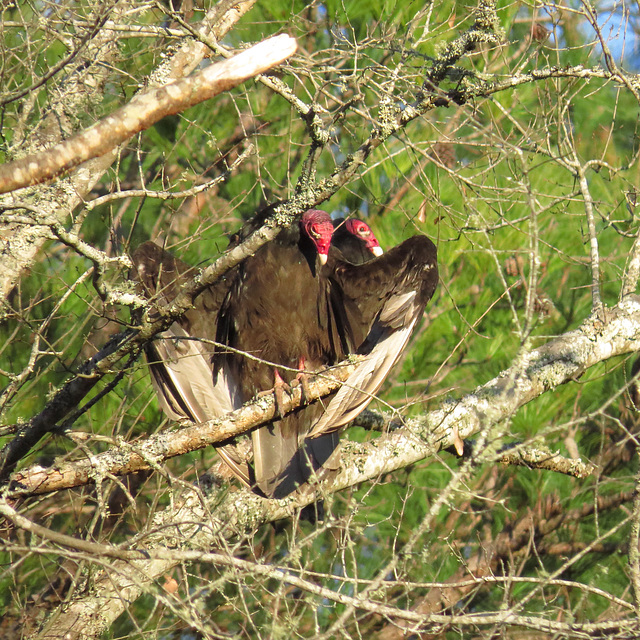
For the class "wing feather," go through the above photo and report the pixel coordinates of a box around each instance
[309,236,438,439]
[308,315,418,437]
[149,323,240,422]
[131,242,250,486]
[147,323,250,486]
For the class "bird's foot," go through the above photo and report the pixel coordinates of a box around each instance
[294,371,313,404]
[292,356,312,404]
[256,369,292,418]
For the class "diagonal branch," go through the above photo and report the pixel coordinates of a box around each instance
[7,357,594,499]
[7,359,360,497]
[0,35,296,195]
[11,295,640,640]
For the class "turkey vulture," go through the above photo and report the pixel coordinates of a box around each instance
[331,218,383,261]
[255,233,438,497]
[131,210,379,492]
[214,216,436,499]
[214,209,341,496]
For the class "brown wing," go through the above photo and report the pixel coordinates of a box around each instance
[309,235,438,437]
[130,241,249,486]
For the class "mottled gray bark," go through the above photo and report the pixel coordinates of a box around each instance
[18,295,640,640]
[0,0,258,302]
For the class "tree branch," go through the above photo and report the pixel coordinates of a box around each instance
[0,0,258,301]
[0,35,296,195]
[7,359,595,498]
[7,359,360,497]
[13,296,640,639]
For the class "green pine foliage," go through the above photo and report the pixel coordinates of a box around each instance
[2,1,640,638]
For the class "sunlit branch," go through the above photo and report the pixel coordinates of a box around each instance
[0,35,297,195]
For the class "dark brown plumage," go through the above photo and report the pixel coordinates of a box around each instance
[214,210,339,496]
[131,214,437,501]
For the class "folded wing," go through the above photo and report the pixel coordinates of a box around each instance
[309,235,438,437]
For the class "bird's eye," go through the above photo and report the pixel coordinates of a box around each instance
[356,223,370,237]
[309,223,323,238]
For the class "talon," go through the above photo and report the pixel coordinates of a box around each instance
[452,424,465,457]
[273,369,292,417]
[295,356,312,404]
[298,373,312,404]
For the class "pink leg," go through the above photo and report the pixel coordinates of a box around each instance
[294,356,312,403]
[256,368,292,417]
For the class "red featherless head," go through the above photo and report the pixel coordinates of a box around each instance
[301,209,334,264]
[345,219,383,257]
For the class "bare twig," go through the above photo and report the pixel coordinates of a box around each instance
[0,35,296,194]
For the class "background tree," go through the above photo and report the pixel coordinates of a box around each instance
[2,1,640,638]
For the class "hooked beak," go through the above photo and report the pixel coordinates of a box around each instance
[372,246,384,257]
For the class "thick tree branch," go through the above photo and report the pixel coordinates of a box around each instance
[0,35,296,195]
[16,296,640,639]
[7,360,359,497]
[7,360,594,498]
